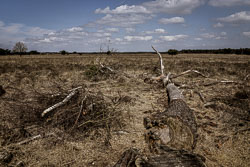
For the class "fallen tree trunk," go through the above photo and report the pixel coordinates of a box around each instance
[114,47,205,167]
[144,83,198,152]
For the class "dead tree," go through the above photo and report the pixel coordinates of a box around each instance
[114,46,206,167]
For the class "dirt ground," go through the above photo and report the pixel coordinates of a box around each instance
[0,53,249,167]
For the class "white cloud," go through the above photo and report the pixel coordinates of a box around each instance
[243,31,250,37]
[215,36,226,40]
[213,22,224,28]
[124,35,153,41]
[201,33,215,38]
[218,11,250,24]
[67,27,83,32]
[106,27,119,32]
[159,17,185,24]
[0,20,54,48]
[95,13,153,27]
[200,32,227,40]
[144,28,166,34]
[125,28,136,33]
[38,37,64,43]
[115,38,123,42]
[160,34,188,41]
[155,28,166,33]
[209,0,250,7]
[95,5,151,14]
[194,38,202,41]
[221,32,227,36]
[93,32,111,37]
[143,0,204,14]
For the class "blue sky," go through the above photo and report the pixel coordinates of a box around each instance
[0,0,250,52]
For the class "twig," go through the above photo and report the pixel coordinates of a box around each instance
[202,80,237,86]
[17,134,41,145]
[41,87,82,117]
[17,133,58,145]
[71,96,87,130]
[194,90,205,103]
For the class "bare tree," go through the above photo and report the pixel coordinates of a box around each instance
[12,42,27,57]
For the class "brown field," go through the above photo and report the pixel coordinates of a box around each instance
[0,53,249,167]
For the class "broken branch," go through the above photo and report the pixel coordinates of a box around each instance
[202,80,237,86]
[171,70,207,79]
[152,46,165,76]
[41,87,82,117]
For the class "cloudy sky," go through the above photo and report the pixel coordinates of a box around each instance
[0,0,250,52]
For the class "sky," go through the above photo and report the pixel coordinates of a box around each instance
[0,0,250,52]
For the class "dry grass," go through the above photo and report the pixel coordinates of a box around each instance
[0,53,249,167]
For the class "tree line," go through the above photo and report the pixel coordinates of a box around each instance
[0,42,250,55]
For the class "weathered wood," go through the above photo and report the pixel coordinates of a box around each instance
[167,83,184,101]
[145,146,206,167]
[41,86,82,117]
[114,146,206,167]
[113,148,140,167]
[114,47,205,167]
[145,98,198,151]
[171,69,207,79]
[152,46,164,76]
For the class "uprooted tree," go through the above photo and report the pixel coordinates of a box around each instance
[114,46,207,166]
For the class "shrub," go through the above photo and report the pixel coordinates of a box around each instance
[168,49,178,55]
[60,50,68,55]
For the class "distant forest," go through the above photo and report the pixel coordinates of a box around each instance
[1,47,250,55]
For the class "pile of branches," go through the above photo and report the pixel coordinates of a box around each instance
[0,86,123,145]
[84,64,116,81]
[42,88,121,132]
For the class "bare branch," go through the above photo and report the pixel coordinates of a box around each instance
[17,135,41,145]
[152,46,165,76]
[41,87,82,117]
[202,80,237,86]
[194,90,205,103]
[171,70,207,79]
[17,133,58,145]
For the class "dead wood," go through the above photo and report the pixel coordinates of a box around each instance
[152,46,164,76]
[194,90,206,103]
[41,86,82,117]
[167,83,184,101]
[171,69,207,79]
[17,132,57,145]
[113,148,140,167]
[114,146,206,167]
[202,80,237,86]
[114,47,205,167]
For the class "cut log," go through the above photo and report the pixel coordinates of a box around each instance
[144,83,198,151]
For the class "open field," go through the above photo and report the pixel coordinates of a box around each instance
[0,53,249,167]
